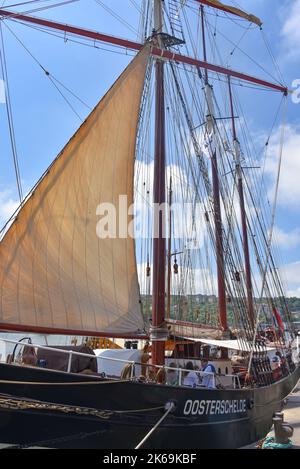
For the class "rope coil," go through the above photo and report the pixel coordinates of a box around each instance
[261,436,293,450]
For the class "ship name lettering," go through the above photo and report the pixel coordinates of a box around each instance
[183,399,247,416]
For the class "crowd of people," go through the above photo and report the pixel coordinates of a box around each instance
[167,359,216,389]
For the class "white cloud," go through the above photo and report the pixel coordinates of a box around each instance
[281,0,300,60]
[137,262,217,296]
[272,226,300,249]
[280,260,300,297]
[0,191,19,228]
[265,124,300,208]
[286,287,300,297]
[0,80,5,104]
[138,258,300,299]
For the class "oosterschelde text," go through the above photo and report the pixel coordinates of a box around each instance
[183,399,247,416]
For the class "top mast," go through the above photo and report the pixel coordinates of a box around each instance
[151,0,167,367]
[201,5,228,332]
[228,77,255,329]
[154,0,164,44]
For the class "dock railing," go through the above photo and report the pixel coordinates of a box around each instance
[0,337,241,389]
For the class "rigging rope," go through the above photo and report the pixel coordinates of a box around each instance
[93,0,140,38]
[201,15,285,87]
[0,0,81,20]
[247,96,288,375]
[5,0,80,15]
[0,22,23,203]
[5,0,57,8]
[3,21,91,120]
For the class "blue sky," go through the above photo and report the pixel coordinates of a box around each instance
[0,0,299,296]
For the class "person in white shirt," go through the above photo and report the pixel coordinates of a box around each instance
[200,358,216,389]
[183,361,199,387]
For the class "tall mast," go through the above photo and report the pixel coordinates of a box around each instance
[151,0,167,366]
[201,5,228,332]
[228,77,255,329]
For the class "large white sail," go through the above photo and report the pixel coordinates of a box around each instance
[0,47,150,337]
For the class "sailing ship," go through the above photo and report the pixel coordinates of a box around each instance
[0,0,299,449]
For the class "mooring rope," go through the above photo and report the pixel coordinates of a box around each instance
[261,436,293,450]
[135,402,175,449]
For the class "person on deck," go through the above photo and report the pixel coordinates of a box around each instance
[271,353,282,381]
[276,351,288,377]
[200,358,216,389]
[21,346,38,367]
[166,362,179,386]
[183,361,199,387]
[141,341,150,378]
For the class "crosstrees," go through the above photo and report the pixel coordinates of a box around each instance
[0,8,287,93]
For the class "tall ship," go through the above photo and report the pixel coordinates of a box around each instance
[0,0,299,449]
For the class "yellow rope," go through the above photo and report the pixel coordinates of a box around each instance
[0,394,165,417]
[0,396,113,420]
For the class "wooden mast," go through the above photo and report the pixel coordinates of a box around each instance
[201,5,228,332]
[228,76,255,329]
[151,0,167,366]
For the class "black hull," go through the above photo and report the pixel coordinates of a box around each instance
[0,363,299,449]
